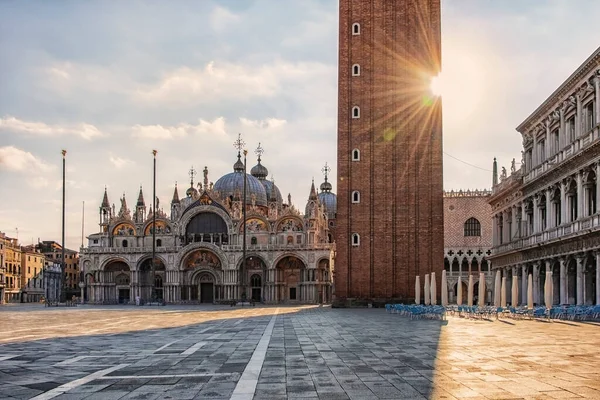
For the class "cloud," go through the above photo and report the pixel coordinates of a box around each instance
[109,154,134,169]
[131,117,227,140]
[135,60,334,107]
[210,6,240,33]
[0,116,104,140]
[240,117,287,130]
[0,146,55,188]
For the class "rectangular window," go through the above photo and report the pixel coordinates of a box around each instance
[552,129,559,153]
[539,139,545,162]
[567,116,575,142]
[585,102,595,131]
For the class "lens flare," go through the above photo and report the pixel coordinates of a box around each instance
[430,74,444,97]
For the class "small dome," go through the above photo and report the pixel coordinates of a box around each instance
[251,160,269,180]
[186,186,198,198]
[318,192,337,220]
[320,180,332,192]
[214,156,268,208]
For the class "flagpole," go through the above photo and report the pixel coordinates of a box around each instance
[151,150,157,303]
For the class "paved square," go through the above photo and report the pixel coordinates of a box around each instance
[1,305,599,400]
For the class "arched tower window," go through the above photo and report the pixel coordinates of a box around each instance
[352,149,360,161]
[352,191,360,204]
[352,106,360,119]
[352,23,360,35]
[352,64,360,76]
[352,233,360,246]
[464,217,481,237]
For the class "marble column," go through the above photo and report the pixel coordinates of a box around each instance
[576,256,583,306]
[533,263,540,305]
[559,259,567,305]
[521,265,527,305]
[576,171,583,220]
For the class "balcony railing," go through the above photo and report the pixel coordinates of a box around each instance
[82,242,332,255]
[523,126,599,185]
[493,213,600,255]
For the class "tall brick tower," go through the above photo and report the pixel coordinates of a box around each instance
[336,0,443,303]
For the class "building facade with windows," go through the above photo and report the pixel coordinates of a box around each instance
[0,233,6,304]
[336,0,443,304]
[20,245,46,303]
[79,149,336,305]
[443,190,493,304]
[489,47,600,306]
[1,234,22,303]
[38,241,80,300]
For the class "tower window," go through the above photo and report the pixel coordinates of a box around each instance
[352,106,360,119]
[351,233,360,246]
[352,23,360,35]
[352,149,360,161]
[352,191,360,204]
[352,64,360,76]
[464,217,481,237]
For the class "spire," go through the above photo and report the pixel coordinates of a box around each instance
[233,133,246,172]
[171,182,180,204]
[101,186,110,208]
[309,178,317,200]
[250,142,268,179]
[492,157,498,186]
[136,185,145,207]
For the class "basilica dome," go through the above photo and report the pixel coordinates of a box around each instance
[318,175,336,219]
[214,154,268,207]
[250,156,283,206]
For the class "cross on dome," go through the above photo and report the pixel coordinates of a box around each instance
[322,162,331,182]
[188,166,197,187]
[233,133,245,154]
[255,142,264,161]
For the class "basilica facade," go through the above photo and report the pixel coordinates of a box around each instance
[79,147,337,305]
[489,47,600,306]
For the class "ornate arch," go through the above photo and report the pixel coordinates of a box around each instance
[273,252,308,269]
[176,243,228,271]
[239,215,270,234]
[178,206,233,236]
[276,216,304,232]
[316,257,330,269]
[189,267,223,285]
[111,221,137,236]
[142,218,173,236]
[100,257,132,271]
[236,253,269,269]
[135,254,168,271]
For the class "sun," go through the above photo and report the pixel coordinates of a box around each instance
[430,73,445,97]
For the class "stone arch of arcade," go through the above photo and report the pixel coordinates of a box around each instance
[237,254,268,302]
[136,256,167,301]
[180,248,224,303]
[92,258,132,304]
[274,255,307,303]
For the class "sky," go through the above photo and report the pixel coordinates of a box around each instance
[1,0,599,250]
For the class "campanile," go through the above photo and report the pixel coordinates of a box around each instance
[336,0,443,303]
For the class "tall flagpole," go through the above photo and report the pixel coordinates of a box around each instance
[242,149,248,300]
[151,150,157,303]
[61,149,67,303]
[80,200,85,303]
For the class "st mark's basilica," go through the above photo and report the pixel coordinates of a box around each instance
[79,142,337,304]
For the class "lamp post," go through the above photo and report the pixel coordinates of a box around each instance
[151,150,157,303]
[60,149,67,303]
[241,149,248,301]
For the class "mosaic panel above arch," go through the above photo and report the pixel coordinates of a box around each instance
[184,250,222,270]
[144,220,172,235]
[240,217,268,233]
[112,223,136,236]
[277,217,303,232]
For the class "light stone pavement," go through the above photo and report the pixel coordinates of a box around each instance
[0,305,599,400]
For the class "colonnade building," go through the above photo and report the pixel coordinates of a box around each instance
[489,47,600,306]
[79,147,336,305]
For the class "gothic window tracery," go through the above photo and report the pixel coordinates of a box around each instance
[464,218,481,237]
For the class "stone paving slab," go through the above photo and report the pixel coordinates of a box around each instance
[1,305,600,399]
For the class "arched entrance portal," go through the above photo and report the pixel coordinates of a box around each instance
[197,272,216,303]
[103,260,131,304]
[275,256,306,302]
[251,274,262,302]
[139,258,166,302]
[241,256,267,302]
[182,249,222,303]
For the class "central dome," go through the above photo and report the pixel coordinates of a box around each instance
[214,154,268,207]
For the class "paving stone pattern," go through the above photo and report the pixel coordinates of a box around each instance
[0,305,599,399]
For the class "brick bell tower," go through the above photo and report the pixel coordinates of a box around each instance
[335,0,443,303]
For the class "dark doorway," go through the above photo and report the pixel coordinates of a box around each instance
[200,283,213,303]
[118,289,130,304]
[252,288,261,302]
[289,287,297,300]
